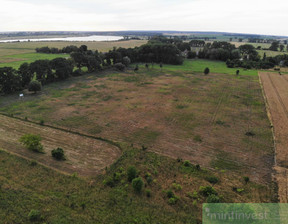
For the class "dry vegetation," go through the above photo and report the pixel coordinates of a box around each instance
[260,72,288,203]
[0,65,273,184]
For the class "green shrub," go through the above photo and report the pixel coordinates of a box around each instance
[132,177,144,193]
[183,160,192,167]
[28,80,42,93]
[206,176,219,184]
[19,134,44,153]
[114,63,125,71]
[39,120,44,125]
[199,186,217,197]
[168,196,179,205]
[51,147,65,160]
[166,190,175,199]
[127,166,137,182]
[206,194,221,203]
[146,189,151,198]
[28,209,41,221]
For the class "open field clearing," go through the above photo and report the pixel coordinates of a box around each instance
[0,114,121,176]
[259,72,288,202]
[0,61,274,184]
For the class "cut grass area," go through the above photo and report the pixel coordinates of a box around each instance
[0,53,68,68]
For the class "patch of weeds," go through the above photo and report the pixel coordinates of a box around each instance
[123,76,141,82]
[245,131,255,137]
[102,95,113,101]
[193,135,202,143]
[176,104,188,109]
[88,125,102,135]
[172,183,182,191]
[216,120,225,126]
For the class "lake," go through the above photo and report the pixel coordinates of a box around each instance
[0,35,124,43]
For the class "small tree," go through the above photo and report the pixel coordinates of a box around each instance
[127,166,137,182]
[28,80,42,93]
[160,63,163,71]
[132,177,144,193]
[19,134,44,153]
[51,147,65,160]
[243,176,250,184]
[204,67,210,75]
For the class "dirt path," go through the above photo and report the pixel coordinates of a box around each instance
[0,114,121,177]
[259,72,288,202]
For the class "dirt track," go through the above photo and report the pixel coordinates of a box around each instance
[0,114,121,176]
[260,72,288,202]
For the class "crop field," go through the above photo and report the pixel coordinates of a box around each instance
[260,72,288,203]
[0,60,274,184]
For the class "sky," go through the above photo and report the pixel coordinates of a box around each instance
[0,0,287,36]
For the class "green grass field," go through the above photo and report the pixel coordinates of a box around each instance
[0,53,69,68]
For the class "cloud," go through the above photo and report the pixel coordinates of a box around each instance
[0,0,287,36]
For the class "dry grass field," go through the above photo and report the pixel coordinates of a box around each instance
[0,60,277,223]
[0,114,121,176]
[0,63,273,184]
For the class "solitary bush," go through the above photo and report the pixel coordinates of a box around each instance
[114,63,126,71]
[132,177,144,193]
[28,209,41,221]
[28,80,42,93]
[206,176,219,184]
[204,67,210,75]
[19,134,44,153]
[243,176,250,184]
[51,147,65,160]
[127,166,137,182]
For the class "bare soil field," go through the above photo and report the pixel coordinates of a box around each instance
[260,72,288,202]
[0,68,274,184]
[0,114,121,176]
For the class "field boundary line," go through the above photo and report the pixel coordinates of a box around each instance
[259,72,281,202]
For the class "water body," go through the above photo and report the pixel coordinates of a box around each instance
[0,35,124,43]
